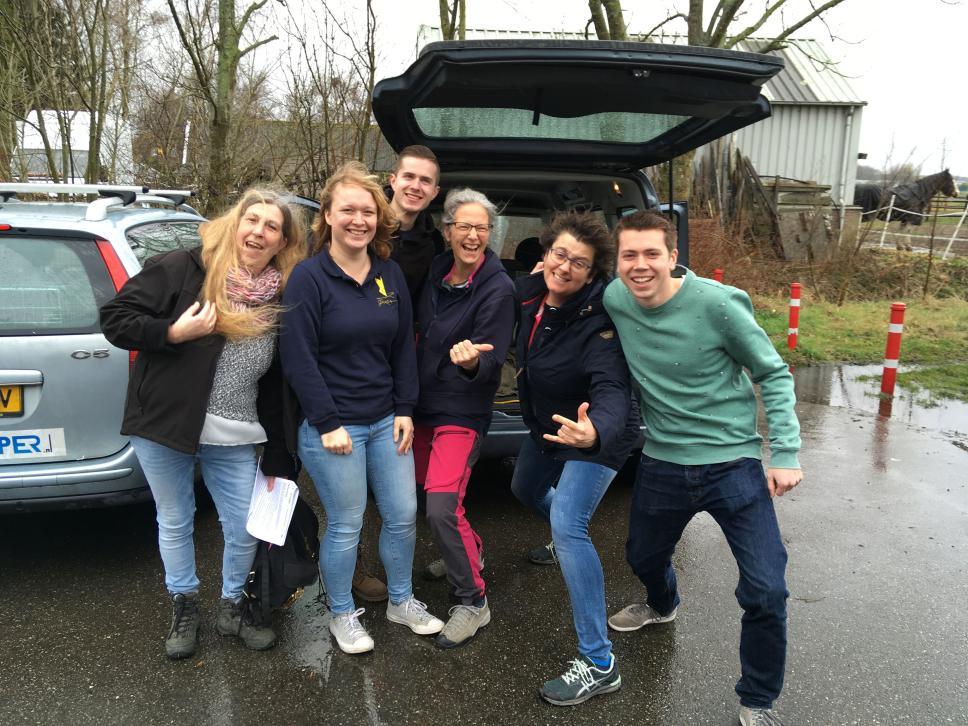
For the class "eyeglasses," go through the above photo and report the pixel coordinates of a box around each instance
[450,222,493,235]
[547,247,592,272]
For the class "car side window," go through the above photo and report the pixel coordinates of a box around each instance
[126,221,202,264]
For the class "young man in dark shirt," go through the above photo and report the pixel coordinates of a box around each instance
[387,145,444,306]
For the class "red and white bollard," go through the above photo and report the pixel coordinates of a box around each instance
[787,283,801,350]
[880,302,906,396]
[712,268,724,283]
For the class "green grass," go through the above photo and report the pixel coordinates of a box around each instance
[752,297,968,366]
[896,363,968,402]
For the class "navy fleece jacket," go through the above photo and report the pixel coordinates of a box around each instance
[414,248,515,432]
[516,272,641,470]
[280,248,418,435]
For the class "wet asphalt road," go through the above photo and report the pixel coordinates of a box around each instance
[1,400,966,726]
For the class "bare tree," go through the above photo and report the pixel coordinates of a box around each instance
[165,0,277,210]
[276,0,381,196]
[0,0,141,183]
[439,0,466,40]
[588,1,849,202]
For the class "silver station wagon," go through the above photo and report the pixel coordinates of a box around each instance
[0,184,204,511]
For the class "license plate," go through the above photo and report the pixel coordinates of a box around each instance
[0,428,66,460]
[0,385,23,417]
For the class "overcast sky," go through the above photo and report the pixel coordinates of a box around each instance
[285,0,967,177]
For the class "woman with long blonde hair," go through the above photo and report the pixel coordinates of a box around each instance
[281,162,444,654]
[100,188,305,660]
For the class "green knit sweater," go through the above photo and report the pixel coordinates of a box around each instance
[603,269,800,468]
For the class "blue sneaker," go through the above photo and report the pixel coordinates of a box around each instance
[540,654,621,706]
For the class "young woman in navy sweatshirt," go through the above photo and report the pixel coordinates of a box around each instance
[510,211,641,706]
[412,188,516,648]
[280,162,443,654]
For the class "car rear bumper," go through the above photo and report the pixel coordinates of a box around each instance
[480,411,528,459]
[0,443,151,512]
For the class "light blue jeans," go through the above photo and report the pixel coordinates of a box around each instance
[511,436,617,663]
[130,436,259,600]
[297,416,417,614]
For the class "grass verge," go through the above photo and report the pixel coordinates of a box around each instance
[752,296,968,367]
[896,364,968,403]
[753,297,968,402]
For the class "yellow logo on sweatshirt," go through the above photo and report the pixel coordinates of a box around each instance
[374,276,398,306]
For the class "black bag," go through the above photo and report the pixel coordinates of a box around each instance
[241,496,320,625]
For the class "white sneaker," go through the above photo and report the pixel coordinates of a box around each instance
[386,596,444,635]
[739,705,784,725]
[422,551,485,581]
[329,608,374,654]
[607,603,678,632]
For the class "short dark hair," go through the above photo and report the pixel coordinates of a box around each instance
[613,210,677,253]
[395,145,440,178]
[539,210,613,279]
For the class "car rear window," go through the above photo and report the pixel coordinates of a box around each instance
[0,237,114,335]
[413,108,688,144]
[126,221,202,263]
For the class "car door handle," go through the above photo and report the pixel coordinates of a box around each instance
[0,370,44,385]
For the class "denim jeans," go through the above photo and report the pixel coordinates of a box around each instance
[627,454,789,709]
[130,436,259,600]
[297,416,417,614]
[511,436,617,663]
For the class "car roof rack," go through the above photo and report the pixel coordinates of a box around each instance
[0,183,197,221]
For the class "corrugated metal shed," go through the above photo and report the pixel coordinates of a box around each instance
[415,27,867,204]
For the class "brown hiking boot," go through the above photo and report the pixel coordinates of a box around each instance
[352,560,388,602]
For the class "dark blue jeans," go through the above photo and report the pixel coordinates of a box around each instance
[627,454,789,709]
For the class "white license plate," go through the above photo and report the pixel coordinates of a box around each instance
[0,428,67,460]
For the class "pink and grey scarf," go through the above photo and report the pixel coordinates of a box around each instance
[225,265,282,312]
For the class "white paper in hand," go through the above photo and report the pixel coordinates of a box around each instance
[246,468,299,546]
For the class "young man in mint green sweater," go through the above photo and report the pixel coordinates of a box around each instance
[602,210,803,726]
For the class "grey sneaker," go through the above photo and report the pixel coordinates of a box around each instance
[528,541,557,565]
[739,706,784,725]
[165,592,200,660]
[216,598,277,651]
[607,603,678,632]
[423,550,485,581]
[434,599,491,649]
[329,608,374,654]
[386,596,444,635]
[540,654,622,706]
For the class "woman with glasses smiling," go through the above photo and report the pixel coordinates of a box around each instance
[510,211,641,706]
[412,188,515,648]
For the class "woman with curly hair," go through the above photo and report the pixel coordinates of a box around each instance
[280,162,444,654]
[100,188,305,660]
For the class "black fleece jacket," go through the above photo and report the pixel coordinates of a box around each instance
[515,272,641,470]
[98,247,299,477]
[385,185,445,308]
[414,249,515,432]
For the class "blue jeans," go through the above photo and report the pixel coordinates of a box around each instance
[130,436,258,600]
[511,436,617,663]
[297,416,417,614]
[627,454,789,709]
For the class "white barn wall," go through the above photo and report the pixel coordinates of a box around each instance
[732,104,863,205]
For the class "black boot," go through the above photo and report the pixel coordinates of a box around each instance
[165,593,199,659]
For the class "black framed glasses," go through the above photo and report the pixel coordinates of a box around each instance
[450,222,493,235]
[547,247,592,272]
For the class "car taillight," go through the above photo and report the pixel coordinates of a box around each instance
[95,238,128,292]
[0,224,11,231]
[129,350,138,371]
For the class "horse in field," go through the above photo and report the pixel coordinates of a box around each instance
[853,169,957,226]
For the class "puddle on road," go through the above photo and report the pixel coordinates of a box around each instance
[792,364,967,436]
